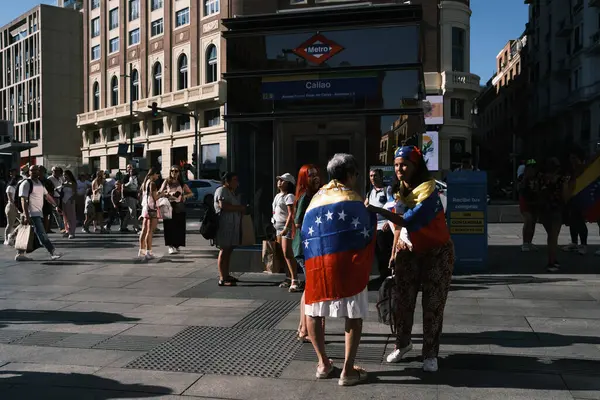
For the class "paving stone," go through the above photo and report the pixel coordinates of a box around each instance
[93,368,202,395]
[11,331,73,346]
[183,375,313,399]
[53,333,112,349]
[562,374,600,399]
[0,329,34,344]
[93,335,167,352]
[119,324,186,337]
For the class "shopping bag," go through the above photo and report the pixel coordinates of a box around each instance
[15,225,35,252]
[262,240,284,274]
[240,215,256,246]
[157,198,172,220]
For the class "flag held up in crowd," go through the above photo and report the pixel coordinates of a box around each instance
[301,180,376,305]
[570,156,600,223]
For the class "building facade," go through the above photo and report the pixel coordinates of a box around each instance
[526,0,600,158]
[0,5,83,168]
[77,0,227,177]
[474,34,529,183]
[58,0,84,10]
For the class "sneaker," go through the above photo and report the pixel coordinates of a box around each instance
[386,342,413,363]
[562,243,578,252]
[423,358,438,372]
[3,239,9,246]
[62,232,69,238]
[50,252,63,261]
[547,263,560,272]
[15,254,32,261]
[168,247,178,255]
[578,245,587,255]
[529,243,539,251]
[68,235,75,239]
[145,252,155,260]
[521,244,531,252]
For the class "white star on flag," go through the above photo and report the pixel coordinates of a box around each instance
[338,210,347,221]
[361,227,370,238]
[304,240,309,249]
[351,217,361,228]
[326,210,333,220]
[308,227,314,236]
[316,216,322,225]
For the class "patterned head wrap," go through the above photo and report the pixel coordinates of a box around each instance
[394,146,423,164]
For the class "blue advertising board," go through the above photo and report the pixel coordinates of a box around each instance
[446,171,488,273]
[261,76,378,101]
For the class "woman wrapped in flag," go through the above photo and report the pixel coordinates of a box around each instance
[301,153,376,386]
[368,145,454,373]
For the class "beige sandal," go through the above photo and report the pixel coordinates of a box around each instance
[338,366,368,386]
[315,359,334,379]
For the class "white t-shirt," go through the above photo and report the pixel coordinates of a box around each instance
[368,186,393,230]
[76,179,89,196]
[84,196,93,213]
[6,185,16,203]
[48,175,64,198]
[18,179,48,217]
[272,192,295,228]
[103,178,116,196]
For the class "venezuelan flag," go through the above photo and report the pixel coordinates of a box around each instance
[301,180,376,305]
[570,156,600,222]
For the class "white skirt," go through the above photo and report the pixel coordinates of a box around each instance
[304,286,369,319]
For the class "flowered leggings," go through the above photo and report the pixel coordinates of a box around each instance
[393,240,455,358]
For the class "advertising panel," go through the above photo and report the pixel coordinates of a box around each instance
[424,95,443,125]
[422,131,439,171]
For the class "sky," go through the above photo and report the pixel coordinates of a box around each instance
[4,0,528,84]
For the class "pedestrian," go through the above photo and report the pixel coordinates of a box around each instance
[102,171,116,232]
[91,171,106,233]
[160,166,193,254]
[39,166,57,233]
[15,165,62,261]
[138,167,163,260]
[563,149,588,255]
[108,180,127,231]
[537,157,570,272]
[61,170,78,239]
[519,159,539,252]
[364,168,394,279]
[122,165,140,233]
[292,164,321,342]
[214,172,245,286]
[273,173,302,293]
[368,146,454,373]
[48,166,65,233]
[76,173,89,225]
[4,177,19,245]
[83,188,94,233]
[302,153,374,386]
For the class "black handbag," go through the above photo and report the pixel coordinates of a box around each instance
[172,202,186,214]
[376,261,398,334]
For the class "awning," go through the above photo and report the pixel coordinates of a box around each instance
[0,142,38,153]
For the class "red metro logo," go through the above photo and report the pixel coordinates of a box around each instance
[293,34,344,65]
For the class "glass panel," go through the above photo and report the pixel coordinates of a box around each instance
[326,138,350,161]
[227,25,419,73]
[295,139,319,173]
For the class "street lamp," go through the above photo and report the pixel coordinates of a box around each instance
[120,63,135,164]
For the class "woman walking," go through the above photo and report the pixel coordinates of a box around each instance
[368,146,454,373]
[273,173,302,293]
[160,166,193,254]
[563,150,588,255]
[91,171,106,233]
[4,177,19,245]
[214,172,245,287]
[519,160,539,252]
[293,164,321,341]
[61,170,78,239]
[139,168,163,260]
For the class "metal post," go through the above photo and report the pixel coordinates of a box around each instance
[129,63,134,164]
[194,110,200,179]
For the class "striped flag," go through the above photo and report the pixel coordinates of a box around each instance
[570,156,600,222]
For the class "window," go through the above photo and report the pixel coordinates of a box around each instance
[91,45,100,60]
[178,54,188,90]
[109,127,120,141]
[202,144,220,164]
[91,0,99,10]
[205,0,219,16]
[129,29,140,46]
[151,119,164,135]
[452,27,465,72]
[151,0,163,11]
[129,0,139,21]
[204,109,220,127]
[91,17,100,38]
[176,8,190,27]
[111,76,119,106]
[153,62,162,96]
[206,44,218,83]
[109,8,119,30]
[92,82,100,110]
[109,37,119,53]
[92,131,101,144]
[176,115,191,131]
[151,19,164,37]
[574,26,582,51]
[131,69,139,101]
[450,98,465,119]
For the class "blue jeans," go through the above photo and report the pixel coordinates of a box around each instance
[18,216,55,255]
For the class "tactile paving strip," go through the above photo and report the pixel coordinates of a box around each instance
[233,300,299,330]
[92,335,167,352]
[0,330,34,344]
[53,334,111,349]
[294,343,385,364]
[11,331,74,347]
[125,326,302,378]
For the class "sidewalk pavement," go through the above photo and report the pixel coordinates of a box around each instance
[0,223,598,399]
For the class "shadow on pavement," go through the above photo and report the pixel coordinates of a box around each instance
[0,371,172,398]
[0,309,139,329]
[487,245,600,274]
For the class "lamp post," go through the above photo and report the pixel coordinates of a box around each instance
[120,63,135,164]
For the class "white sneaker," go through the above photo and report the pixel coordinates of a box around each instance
[15,254,32,261]
[3,239,9,246]
[168,247,177,254]
[68,235,75,239]
[562,243,578,252]
[145,252,155,260]
[423,357,438,372]
[529,243,539,251]
[386,342,413,363]
[578,245,587,255]
[521,244,530,252]
[50,252,63,261]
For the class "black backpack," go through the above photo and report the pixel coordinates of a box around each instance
[199,203,219,244]
[14,179,33,214]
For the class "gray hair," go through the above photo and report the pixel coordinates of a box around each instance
[327,153,358,183]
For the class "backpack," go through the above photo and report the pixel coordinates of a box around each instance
[376,260,398,334]
[199,202,219,244]
[14,179,33,214]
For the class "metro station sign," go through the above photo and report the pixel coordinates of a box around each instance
[293,34,344,65]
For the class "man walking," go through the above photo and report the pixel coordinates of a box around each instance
[122,164,139,232]
[48,166,65,233]
[15,165,62,261]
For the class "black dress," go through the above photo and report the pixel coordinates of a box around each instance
[163,184,186,248]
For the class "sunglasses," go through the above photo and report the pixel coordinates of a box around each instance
[171,170,180,173]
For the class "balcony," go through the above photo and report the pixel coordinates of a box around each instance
[591,0,600,7]
[563,81,600,108]
[588,31,600,53]
[556,19,573,37]
[442,71,481,94]
[77,81,226,127]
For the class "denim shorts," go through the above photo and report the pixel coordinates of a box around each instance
[276,227,292,240]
